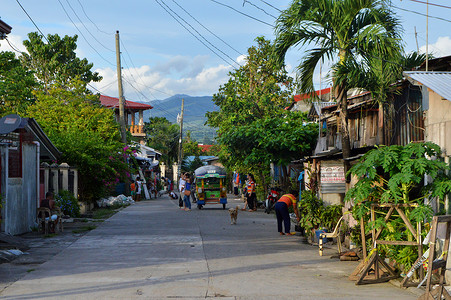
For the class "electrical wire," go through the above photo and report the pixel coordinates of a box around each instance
[258,0,282,13]
[56,0,116,66]
[15,0,50,44]
[392,5,451,23]
[407,0,451,10]
[64,0,115,52]
[242,0,277,19]
[209,0,274,27]
[5,38,23,53]
[171,0,242,56]
[76,0,113,35]
[156,0,240,68]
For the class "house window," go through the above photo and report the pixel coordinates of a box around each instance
[7,132,22,178]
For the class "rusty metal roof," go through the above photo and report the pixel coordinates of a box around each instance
[404,71,451,101]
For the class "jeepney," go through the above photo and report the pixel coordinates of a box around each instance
[194,165,227,209]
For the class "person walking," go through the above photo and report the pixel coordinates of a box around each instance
[183,174,192,211]
[274,191,300,235]
[178,173,186,209]
[130,180,136,201]
[136,176,143,202]
[246,174,257,212]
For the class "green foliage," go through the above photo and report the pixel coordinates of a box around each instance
[20,32,101,91]
[0,51,37,116]
[207,37,317,190]
[181,156,204,173]
[27,80,127,202]
[144,117,179,166]
[298,190,343,236]
[346,142,451,271]
[55,190,80,217]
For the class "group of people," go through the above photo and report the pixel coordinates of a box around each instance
[130,177,143,201]
[178,172,193,211]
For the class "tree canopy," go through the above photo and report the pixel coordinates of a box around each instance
[20,32,102,91]
[274,0,403,160]
[0,51,37,116]
[207,37,317,190]
[27,80,125,201]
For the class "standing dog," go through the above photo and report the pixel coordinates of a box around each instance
[229,206,239,225]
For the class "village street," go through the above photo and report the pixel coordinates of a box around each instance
[0,195,418,300]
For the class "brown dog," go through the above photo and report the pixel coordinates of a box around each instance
[229,206,239,225]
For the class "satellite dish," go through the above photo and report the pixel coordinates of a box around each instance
[0,114,22,135]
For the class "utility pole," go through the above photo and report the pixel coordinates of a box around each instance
[177,98,185,182]
[115,30,127,144]
[426,0,429,71]
[414,26,419,53]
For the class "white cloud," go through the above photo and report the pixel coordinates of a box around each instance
[0,34,27,54]
[420,36,451,58]
[90,57,232,100]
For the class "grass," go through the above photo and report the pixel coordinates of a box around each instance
[27,269,35,273]
[44,233,57,238]
[72,225,97,234]
[92,204,127,220]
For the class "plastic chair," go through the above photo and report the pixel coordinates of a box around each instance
[37,207,51,235]
[319,215,344,256]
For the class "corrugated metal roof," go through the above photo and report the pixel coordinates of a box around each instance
[99,95,153,110]
[404,71,451,101]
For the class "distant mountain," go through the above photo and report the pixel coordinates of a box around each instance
[140,94,218,143]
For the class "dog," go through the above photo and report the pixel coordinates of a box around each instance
[229,206,239,225]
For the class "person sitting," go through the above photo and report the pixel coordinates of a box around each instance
[40,191,59,233]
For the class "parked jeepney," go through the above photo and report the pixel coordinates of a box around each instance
[194,165,227,209]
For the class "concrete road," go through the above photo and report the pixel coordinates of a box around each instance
[0,195,417,299]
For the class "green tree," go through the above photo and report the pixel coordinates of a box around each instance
[27,80,126,202]
[144,117,180,166]
[274,0,403,164]
[207,37,317,192]
[0,51,37,116]
[20,32,101,91]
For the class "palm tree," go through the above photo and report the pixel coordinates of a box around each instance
[274,0,403,164]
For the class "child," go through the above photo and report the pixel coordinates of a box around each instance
[130,180,136,201]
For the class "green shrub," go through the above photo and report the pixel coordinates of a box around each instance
[55,190,80,217]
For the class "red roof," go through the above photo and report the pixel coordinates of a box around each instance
[294,87,332,102]
[99,95,153,110]
[198,144,213,153]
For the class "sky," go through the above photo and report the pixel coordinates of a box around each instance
[1,0,451,103]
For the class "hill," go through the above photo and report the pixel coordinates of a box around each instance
[140,94,218,143]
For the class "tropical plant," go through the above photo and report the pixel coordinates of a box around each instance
[274,0,403,163]
[55,190,80,217]
[144,117,179,166]
[345,142,451,271]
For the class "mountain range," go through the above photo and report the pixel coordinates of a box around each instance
[140,94,218,143]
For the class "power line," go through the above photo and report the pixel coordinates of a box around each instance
[15,0,50,44]
[171,0,242,56]
[156,0,240,68]
[5,38,23,53]
[209,0,274,27]
[407,0,451,9]
[392,5,451,23]
[76,0,113,35]
[242,0,277,19]
[258,0,282,13]
[56,0,116,66]
[64,0,115,52]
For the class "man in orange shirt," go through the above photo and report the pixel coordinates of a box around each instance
[274,191,300,235]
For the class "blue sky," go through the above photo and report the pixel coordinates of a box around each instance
[1,0,451,102]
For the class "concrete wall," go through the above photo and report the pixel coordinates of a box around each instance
[3,143,38,235]
[0,145,8,232]
[425,91,451,155]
